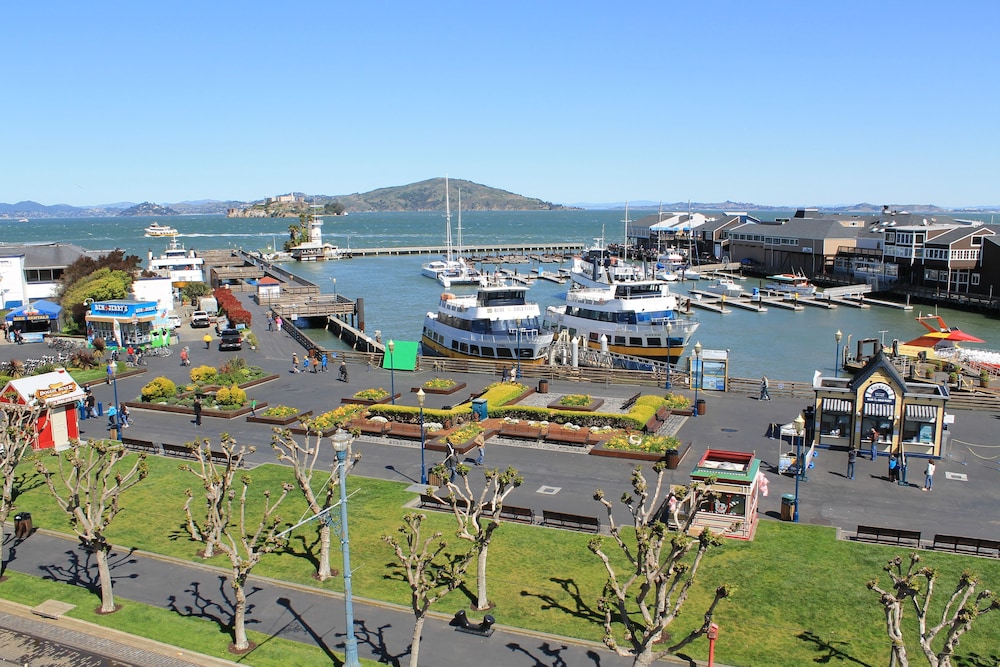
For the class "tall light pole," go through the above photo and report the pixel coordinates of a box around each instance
[665,320,673,389]
[331,430,360,667]
[834,329,843,378]
[331,277,337,304]
[793,413,805,522]
[387,340,396,404]
[515,318,522,382]
[417,388,427,484]
[692,341,702,418]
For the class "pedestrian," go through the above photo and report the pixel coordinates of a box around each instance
[311,354,320,374]
[292,353,300,373]
[119,403,130,428]
[321,352,328,372]
[193,396,202,426]
[888,452,899,483]
[203,333,212,349]
[106,404,118,430]
[847,447,857,480]
[445,441,458,481]
[275,316,283,332]
[759,375,771,401]
[106,358,116,385]
[366,357,372,373]
[869,426,879,460]
[250,398,257,417]
[302,356,309,373]
[85,391,97,419]
[339,360,348,382]
[923,460,936,491]
[501,366,509,383]
[266,313,273,331]
[475,432,486,466]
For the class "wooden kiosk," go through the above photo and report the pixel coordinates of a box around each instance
[0,369,85,451]
[683,449,761,540]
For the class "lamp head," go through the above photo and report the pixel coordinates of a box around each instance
[835,329,843,343]
[417,387,426,407]
[387,339,395,353]
[793,413,805,435]
[331,429,352,453]
[694,341,702,356]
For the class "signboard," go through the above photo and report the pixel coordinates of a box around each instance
[689,348,730,392]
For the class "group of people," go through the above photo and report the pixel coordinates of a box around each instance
[78,387,131,429]
[845,426,935,490]
[441,432,487,482]
[266,312,284,332]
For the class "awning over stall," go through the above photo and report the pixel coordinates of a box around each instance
[822,398,853,413]
[863,402,894,417]
[906,404,937,422]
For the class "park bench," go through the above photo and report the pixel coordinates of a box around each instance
[498,421,546,441]
[122,437,160,454]
[544,427,592,446]
[856,525,922,547]
[349,419,390,436]
[542,509,600,533]
[388,422,424,440]
[418,493,450,512]
[656,406,671,422]
[645,414,664,433]
[162,443,197,459]
[621,391,642,411]
[932,534,1000,557]
[497,505,535,524]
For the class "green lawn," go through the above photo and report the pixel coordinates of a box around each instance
[10,450,1000,666]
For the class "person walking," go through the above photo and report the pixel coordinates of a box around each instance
[321,352,328,373]
[759,375,771,401]
[193,396,202,426]
[275,316,283,332]
[445,442,458,481]
[475,432,486,466]
[85,391,97,419]
[888,452,899,483]
[869,426,879,460]
[292,353,300,373]
[847,447,857,480]
[203,333,212,349]
[266,313,273,331]
[180,346,189,366]
[119,403,130,429]
[302,355,309,373]
[339,360,349,382]
[923,460,936,491]
[311,354,320,374]
[250,398,257,417]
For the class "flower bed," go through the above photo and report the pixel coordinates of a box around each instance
[246,406,311,425]
[546,395,605,412]
[590,433,688,467]
[341,388,399,406]
[419,378,467,395]
[289,404,366,436]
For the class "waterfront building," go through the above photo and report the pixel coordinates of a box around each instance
[0,243,103,307]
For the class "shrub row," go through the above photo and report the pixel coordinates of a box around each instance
[213,287,252,327]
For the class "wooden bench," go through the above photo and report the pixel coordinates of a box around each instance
[621,391,642,411]
[122,437,160,454]
[542,510,600,533]
[388,422,425,440]
[162,443,196,459]
[350,419,390,436]
[645,414,664,433]
[544,428,592,446]
[856,525,922,547]
[418,493,450,512]
[932,534,1000,557]
[498,422,546,441]
[497,505,534,524]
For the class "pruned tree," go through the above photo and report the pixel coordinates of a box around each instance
[428,463,522,609]
[868,552,1000,667]
[383,512,473,667]
[1,404,42,571]
[180,435,255,559]
[35,439,148,613]
[181,436,290,653]
[590,462,733,667]
[271,426,361,581]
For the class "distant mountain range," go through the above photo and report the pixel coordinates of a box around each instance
[1,180,996,218]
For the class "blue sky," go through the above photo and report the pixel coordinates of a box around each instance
[3,1,998,208]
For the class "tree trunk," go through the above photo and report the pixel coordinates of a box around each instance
[408,613,426,667]
[232,574,249,651]
[317,523,332,581]
[202,530,217,558]
[632,644,656,667]
[95,547,117,613]
[475,544,490,610]
[890,645,909,667]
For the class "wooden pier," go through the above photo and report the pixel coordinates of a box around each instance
[346,242,585,258]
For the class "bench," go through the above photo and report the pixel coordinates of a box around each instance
[856,525,922,547]
[542,510,600,533]
[388,422,425,440]
[498,422,546,441]
[162,443,197,459]
[350,419,390,436]
[645,414,664,433]
[932,534,1000,557]
[497,505,534,524]
[544,428,592,446]
[621,391,642,411]
[418,493,450,512]
[122,437,160,454]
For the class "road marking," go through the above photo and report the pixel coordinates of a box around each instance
[945,472,967,481]
[537,485,560,495]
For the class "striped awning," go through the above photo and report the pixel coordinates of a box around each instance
[863,401,894,417]
[906,404,938,422]
[822,398,853,414]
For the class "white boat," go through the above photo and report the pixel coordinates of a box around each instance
[765,272,816,296]
[146,238,205,286]
[422,178,482,284]
[17,217,29,223]
[144,221,179,237]
[702,277,745,298]
[289,216,348,261]
[544,279,699,364]
[656,249,700,280]
[421,281,554,364]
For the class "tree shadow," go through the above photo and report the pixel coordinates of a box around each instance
[37,545,139,595]
[9,469,46,505]
[165,575,264,645]
[505,641,606,666]
[272,596,337,663]
[954,651,1000,667]
[519,577,603,623]
[798,631,874,666]
[354,618,403,667]
[280,531,322,575]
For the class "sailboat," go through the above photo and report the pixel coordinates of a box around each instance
[421,177,481,285]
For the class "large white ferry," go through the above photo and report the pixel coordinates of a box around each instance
[146,238,205,286]
[544,279,698,364]
[144,221,179,237]
[421,281,553,364]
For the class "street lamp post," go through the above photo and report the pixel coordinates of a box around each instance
[387,340,395,405]
[834,329,843,378]
[332,278,337,304]
[131,314,139,345]
[665,320,673,389]
[793,413,805,522]
[515,318,522,382]
[331,430,361,667]
[417,388,427,484]
[692,341,702,418]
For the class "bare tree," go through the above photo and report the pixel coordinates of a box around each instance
[271,427,361,581]
[180,435,255,558]
[1,404,42,573]
[868,552,1000,667]
[383,512,473,667]
[35,439,148,613]
[590,463,733,667]
[428,463,522,610]
[181,437,291,653]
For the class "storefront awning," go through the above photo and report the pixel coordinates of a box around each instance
[863,402,894,417]
[906,404,938,422]
[822,398,853,414]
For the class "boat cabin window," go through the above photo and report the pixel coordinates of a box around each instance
[481,347,494,358]
[647,338,662,347]
[459,343,469,353]
[614,336,626,346]
[629,337,643,346]
[451,341,459,350]
[469,345,479,355]
[496,348,513,359]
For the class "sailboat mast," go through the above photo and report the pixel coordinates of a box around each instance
[444,176,453,263]
[457,187,463,259]
[622,201,631,260]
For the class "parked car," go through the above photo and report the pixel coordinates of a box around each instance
[219,328,243,351]
[190,311,211,328]
[169,315,182,329]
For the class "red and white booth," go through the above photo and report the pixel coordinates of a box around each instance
[0,369,85,451]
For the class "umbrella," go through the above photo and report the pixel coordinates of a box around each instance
[904,315,985,348]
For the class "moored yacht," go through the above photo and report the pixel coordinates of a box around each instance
[701,277,745,298]
[421,281,553,364]
[765,272,816,296]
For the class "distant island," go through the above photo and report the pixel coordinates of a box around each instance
[118,201,180,217]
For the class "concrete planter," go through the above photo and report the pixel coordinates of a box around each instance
[246,409,311,425]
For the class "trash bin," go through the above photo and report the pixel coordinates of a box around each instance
[665,449,680,469]
[538,379,549,394]
[780,494,796,521]
[696,398,706,415]
[471,398,488,421]
[14,512,33,539]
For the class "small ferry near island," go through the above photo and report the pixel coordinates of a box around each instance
[144,221,179,237]
[421,281,553,364]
